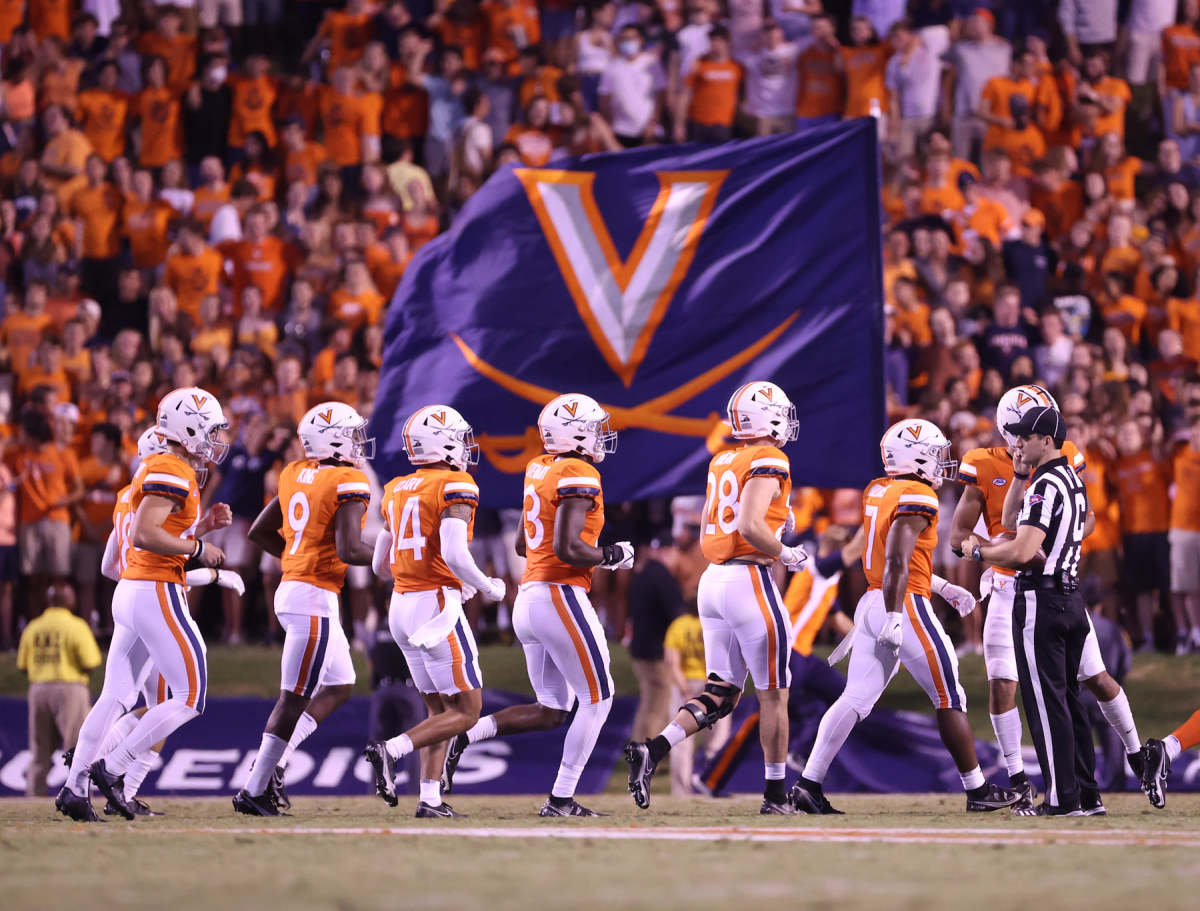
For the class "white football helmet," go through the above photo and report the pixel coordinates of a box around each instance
[299,401,374,464]
[538,393,616,462]
[727,381,799,444]
[155,387,230,466]
[880,419,957,487]
[402,404,479,471]
[996,384,1059,448]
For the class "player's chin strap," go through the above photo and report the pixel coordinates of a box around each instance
[410,586,466,649]
[681,674,739,730]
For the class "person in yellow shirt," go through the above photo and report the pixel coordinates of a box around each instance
[17,584,101,796]
[663,605,729,796]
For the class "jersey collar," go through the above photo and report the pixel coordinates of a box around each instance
[1029,454,1068,482]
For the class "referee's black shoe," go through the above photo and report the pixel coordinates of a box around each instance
[966,782,1021,812]
[1013,801,1084,817]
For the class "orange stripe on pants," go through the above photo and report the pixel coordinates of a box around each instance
[157,582,198,709]
[549,585,600,703]
[904,594,949,708]
[748,568,779,689]
[293,616,320,696]
[441,589,470,692]
[156,675,166,706]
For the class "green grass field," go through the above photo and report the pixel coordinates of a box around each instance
[2,794,1198,910]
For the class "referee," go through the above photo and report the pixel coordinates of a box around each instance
[963,405,1099,817]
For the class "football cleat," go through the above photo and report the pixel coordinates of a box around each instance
[55,787,103,822]
[624,740,658,809]
[88,761,133,820]
[1013,801,1084,817]
[232,789,284,817]
[415,801,467,819]
[1140,738,1170,810]
[538,797,606,817]
[966,783,1021,812]
[363,742,398,807]
[789,781,844,815]
[1127,749,1145,781]
[442,733,469,794]
[760,797,798,815]
[268,765,291,811]
[107,795,164,817]
[1010,778,1037,813]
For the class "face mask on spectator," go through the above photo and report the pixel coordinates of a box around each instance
[619,39,640,58]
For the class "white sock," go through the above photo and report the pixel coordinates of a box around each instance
[281,712,318,768]
[466,715,498,744]
[419,778,442,806]
[803,696,862,784]
[660,721,688,749]
[551,698,612,799]
[245,734,288,796]
[385,733,414,762]
[1097,689,1141,754]
[67,693,128,792]
[1166,735,1183,762]
[960,765,985,792]
[106,698,199,771]
[100,712,141,757]
[990,708,1025,776]
[765,762,786,780]
[123,752,157,800]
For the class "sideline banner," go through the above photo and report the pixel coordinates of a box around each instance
[371,122,886,506]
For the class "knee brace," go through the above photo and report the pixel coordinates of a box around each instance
[681,674,738,730]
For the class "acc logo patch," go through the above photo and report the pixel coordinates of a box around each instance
[1027,494,1044,505]
[992,478,1007,487]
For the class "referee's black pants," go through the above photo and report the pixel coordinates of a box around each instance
[1013,586,1098,811]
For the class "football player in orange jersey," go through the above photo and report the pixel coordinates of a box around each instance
[791,420,1020,815]
[441,393,634,817]
[951,384,1144,813]
[80,428,246,817]
[625,381,811,814]
[234,402,376,816]
[58,388,232,822]
[363,405,504,817]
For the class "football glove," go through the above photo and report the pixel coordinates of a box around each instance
[877,612,903,653]
[779,544,809,569]
[598,542,635,570]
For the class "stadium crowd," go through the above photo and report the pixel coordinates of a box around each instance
[0,0,1199,665]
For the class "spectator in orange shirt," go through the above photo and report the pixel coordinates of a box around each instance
[988,94,1045,177]
[920,149,964,216]
[1170,416,1200,652]
[891,276,931,347]
[223,204,297,314]
[0,284,53,376]
[675,26,742,143]
[840,16,888,119]
[164,219,224,324]
[320,66,382,180]
[304,0,374,71]
[367,226,411,299]
[69,154,123,308]
[191,294,235,357]
[1163,1,1200,95]
[516,45,562,109]
[1168,285,1200,360]
[38,105,92,201]
[329,260,385,330]
[122,169,174,271]
[1074,50,1131,142]
[1094,131,1141,202]
[281,116,331,189]
[954,169,1014,250]
[480,0,541,72]
[74,61,128,163]
[192,156,231,231]
[73,421,126,631]
[17,335,71,400]
[228,54,278,151]
[795,13,843,126]
[8,408,80,584]
[136,7,196,95]
[504,97,556,165]
[978,50,1037,150]
[1100,271,1149,346]
[1113,418,1172,650]
[134,56,182,170]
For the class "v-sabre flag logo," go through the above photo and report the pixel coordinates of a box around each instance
[372,121,887,507]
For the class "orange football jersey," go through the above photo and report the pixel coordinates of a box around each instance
[381,467,479,593]
[700,444,793,564]
[112,484,134,577]
[959,441,1085,576]
[861,477,939,597]
[123,453,200,585]
[278,459,371,592]
[521,454,604,591]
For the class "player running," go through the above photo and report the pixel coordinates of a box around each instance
[57,388,232,821]
[73,428,246,816]
[234,402,375,816]
[624,381,810,814]
[951,385,1143,814]
[441,393,633,817]
[362,405,504,817]
[791,419,1020,815]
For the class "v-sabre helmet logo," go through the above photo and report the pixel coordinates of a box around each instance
[516,168,727,388]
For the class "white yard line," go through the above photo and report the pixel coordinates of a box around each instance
[104,824,1200,848]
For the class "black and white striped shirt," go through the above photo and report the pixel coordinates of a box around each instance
[1017,456,1089,579]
